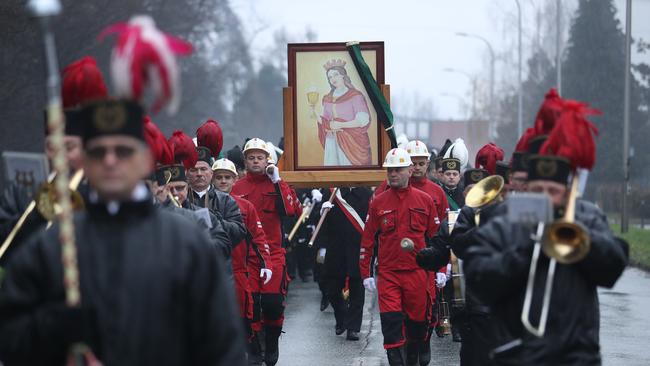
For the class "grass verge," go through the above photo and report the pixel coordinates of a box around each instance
[611,224,650,271]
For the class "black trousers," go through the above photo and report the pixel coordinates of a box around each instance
[326,276,364,332]
[459,312,495,366]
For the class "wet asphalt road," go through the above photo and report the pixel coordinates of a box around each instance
[279,267,650,366]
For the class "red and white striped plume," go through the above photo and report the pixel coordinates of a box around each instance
[99,15,192,114]
[475,143,504,175]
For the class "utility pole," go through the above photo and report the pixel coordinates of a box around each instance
[622,0,632,233]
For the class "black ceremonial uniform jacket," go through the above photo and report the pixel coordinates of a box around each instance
[317,187,372,278]
[187,185,247,245]
[463,200,628,366]
[0,194,246,366]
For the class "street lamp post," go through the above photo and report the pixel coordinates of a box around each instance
[556,0,562,94]
[455,32,495,139]
[515,0,523,138]
[622,0,632,233]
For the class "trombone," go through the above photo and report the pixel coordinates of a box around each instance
[0,169,85,260]
[521,176,590,337]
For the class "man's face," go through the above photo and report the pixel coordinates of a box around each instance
[527,180,568,208]
[213,170,236,193]
[442,170,460,188]
[168,181,189,204]
[387,166,412,189]
[187,161,212,192]
[83,136,152,201]
[46,135,83,171]
[245,150,269,175]
[510,171,528,192]
[411,157,429,179]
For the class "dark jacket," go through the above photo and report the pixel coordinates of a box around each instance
[187,185,247,246]
[0,196,246,366]
[463,200,628,365]
[317,187,372,278]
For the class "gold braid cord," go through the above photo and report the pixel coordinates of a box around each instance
[47,103,80,306]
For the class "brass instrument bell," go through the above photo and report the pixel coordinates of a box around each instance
[35,170,85,221]
[465,175,505,226]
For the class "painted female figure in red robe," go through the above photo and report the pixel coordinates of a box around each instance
[312,59,372,166]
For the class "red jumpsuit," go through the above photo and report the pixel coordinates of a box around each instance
[360,185,438,349]
[232,173,300,328]
[375,177,448,310]
[231,195,271,334]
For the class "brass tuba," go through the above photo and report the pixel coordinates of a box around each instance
[465,175,505,226]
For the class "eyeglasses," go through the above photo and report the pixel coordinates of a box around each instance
[86,145,136,161]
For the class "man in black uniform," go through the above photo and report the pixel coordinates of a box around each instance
[186,124,247,246]
[462,113,628,364]
[0,99,247,365]
[440,158,464,211]
[317,187,372,341]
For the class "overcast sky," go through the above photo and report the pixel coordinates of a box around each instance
[230,0,650,120]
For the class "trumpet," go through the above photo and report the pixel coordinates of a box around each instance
[163,171,181,208]
[0,169,85,260]
[521,176,590,337]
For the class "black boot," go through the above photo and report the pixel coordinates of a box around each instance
[248,333,263,365]
[452,325,462,343]
[419,338,431,366]
[406,342,419,365]
[320,293,329,311]
[386,347,405,366]
[264,326,282,366]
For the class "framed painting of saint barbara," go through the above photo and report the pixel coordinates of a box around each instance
[287,42,387,173]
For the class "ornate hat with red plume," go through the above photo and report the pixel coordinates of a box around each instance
[143,116,173,166]
[196,119,223,165]
[475,143,504,175]
[99,15,193,114]
[168,130,198,170]
[528,99,600,184]
[62,56,109,109]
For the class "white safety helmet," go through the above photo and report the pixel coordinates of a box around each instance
[266,141,278,164]
[383,148,413,168]
[243,138,269,156]
[211,158,237,176]
[405,140,430,159]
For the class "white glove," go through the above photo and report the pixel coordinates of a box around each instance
[311,189,323,203]
[446,263,452,280]
[266,164,281,183]
[260,268,273,285]
[363,277,376,292]
[320,201,334,216]
[316,248,326,264]
[436,272,447,288]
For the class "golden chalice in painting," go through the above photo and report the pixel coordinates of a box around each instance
[307,86,319,119]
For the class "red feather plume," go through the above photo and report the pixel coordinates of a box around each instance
[475,143,504,175]
[514,127,536,152]
[61,56,108,108]
[196,119,223,158]
[168,130,198,169]
[534,88,563,135]
[539,99,601,170]
[143,116,174,165]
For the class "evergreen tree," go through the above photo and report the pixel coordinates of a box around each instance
[560,0,648,185]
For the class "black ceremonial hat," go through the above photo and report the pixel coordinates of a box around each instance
[463,168,489,185]
[527,155,571,185]
[441,158,461,172]
[79,99,144,145]
[495,161,510,184]
[155,164,187,186]
[511,151,528,172]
